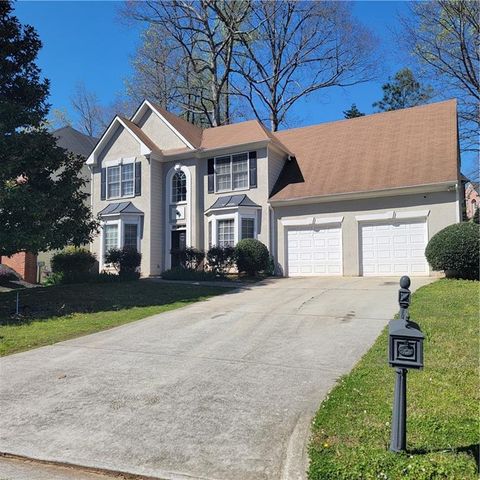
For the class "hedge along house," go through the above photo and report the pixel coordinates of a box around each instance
[86,99,461,277]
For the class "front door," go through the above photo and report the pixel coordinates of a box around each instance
[171,229,186,268]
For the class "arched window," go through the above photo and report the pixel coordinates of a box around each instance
[172,170,187,203]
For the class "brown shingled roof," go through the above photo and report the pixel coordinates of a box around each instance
[200,119,288,151]
[270,100,459,201]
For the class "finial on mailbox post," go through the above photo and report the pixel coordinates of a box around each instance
[388,276,425,453]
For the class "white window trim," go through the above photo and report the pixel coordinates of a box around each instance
[208,211,258,247]
[106,161,136,200]
[214,151,250,193]
[171,170,188,204]
[240,215,257,240]
[100,215,142,271]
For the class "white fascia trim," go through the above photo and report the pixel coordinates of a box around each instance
[133,100,195,150]
[86,117,152,166]
[355,211,395,222]
[281,217,315,226]
[103,156,136,167]
[269,181,457,207]
[159,140,270,162]
[313,216,344,225]
[395,209,430,220]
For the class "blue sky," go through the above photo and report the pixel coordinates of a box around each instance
[14,1,474,171]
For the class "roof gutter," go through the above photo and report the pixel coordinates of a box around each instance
[155,140,272,162]
[268,181,459,207]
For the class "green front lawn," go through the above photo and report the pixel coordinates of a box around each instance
[0,280,229,356]
[309,280,479,480]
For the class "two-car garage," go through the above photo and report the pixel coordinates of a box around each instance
[283,212,430,277]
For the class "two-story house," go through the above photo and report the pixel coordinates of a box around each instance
[86,99,461,277]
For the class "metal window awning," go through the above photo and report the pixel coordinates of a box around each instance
[207,194,261,212]
[98,202,144,217]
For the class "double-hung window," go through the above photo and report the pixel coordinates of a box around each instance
[107,166,121,198]
[217,219,235,247]
[104,224,119,255]
[121,163,134,196]
[215,153,249,192]
[124,224,138,251]
[241,218,255,240]
[107,164,134,199]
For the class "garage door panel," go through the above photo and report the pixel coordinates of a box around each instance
[360,220,428,276]
[287,225,342,277]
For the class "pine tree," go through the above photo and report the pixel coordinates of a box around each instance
[373,68,433,112]
[343,104,365,119]
[0,2,97,256]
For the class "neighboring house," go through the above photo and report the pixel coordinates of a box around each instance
[464,181,479,220]
[2,126,97,283]
[86,99,461,278]
[37,126,98,275]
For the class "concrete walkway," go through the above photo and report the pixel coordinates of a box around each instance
[0,277,432,480]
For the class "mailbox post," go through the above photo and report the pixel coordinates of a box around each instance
[388,276,424,452]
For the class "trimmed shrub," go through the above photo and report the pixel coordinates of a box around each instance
[105,247,142,279]
[162,267,218,282]
[235,239,269,276]
[170,247,205,270]
[206,245,236,275]
[51,247,96,283]
[425,222,479,279]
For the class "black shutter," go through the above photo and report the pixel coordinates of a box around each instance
[135,162,141,196]
[207,158,214,193]
[249,151,257,188]
[101,167,106,200]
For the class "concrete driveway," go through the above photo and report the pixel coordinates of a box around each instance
[0,277,432,480]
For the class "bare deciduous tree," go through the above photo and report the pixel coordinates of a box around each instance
[126,24,182,110]
[123,0,252,127]
[70,82,105,137]
[400,0,479,152]
[71,83,133,137]
[232,1,377,131]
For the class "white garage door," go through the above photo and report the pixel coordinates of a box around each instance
[287,225,342,276]
[360,220,429,276]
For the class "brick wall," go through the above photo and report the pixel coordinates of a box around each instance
[0,252,38,284]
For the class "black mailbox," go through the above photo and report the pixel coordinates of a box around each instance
[388,319,424,369]
[388,275,425,453]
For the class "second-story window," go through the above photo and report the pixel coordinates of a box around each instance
[215,153,249,192]
[121,163,134,196]
[107,164,134,199]
[172,171,187,203]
